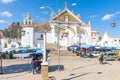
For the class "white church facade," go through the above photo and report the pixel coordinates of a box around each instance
[21,7,92,49]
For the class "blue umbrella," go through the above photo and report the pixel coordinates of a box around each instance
[69,45,79,49]
[31,50,43,56]
[80,45,90,48]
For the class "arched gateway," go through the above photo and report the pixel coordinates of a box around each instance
[50,7,91,47]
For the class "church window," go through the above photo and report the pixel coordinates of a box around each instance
[41,34,43,38]
[65,16,68,22]
[26,22,27,24]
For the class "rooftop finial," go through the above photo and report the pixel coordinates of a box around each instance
[64,2,68,9]
[27,12,31,19]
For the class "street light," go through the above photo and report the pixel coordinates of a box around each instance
[0,34,3,74]
[111,18,120,47]
[111,22,116,27]
[111,18,120,27]
[40,3,77,71]
[78,24,81,46]
[0,47,2,74]
[40,6,56,15]
[40,6,61,71]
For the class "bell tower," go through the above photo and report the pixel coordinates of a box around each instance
[23,12,33,25]
[21,12,34,47]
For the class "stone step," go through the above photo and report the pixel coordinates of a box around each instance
[48,50,74,57]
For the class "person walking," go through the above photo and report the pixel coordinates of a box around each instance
[99,53,104,64]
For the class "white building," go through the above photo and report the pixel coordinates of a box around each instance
[100,32,113,47]
[50,7,91,46]
[91,30,100,46]
[112,38,120,47]
[21,6,92,49]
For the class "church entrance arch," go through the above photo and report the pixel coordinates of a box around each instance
[80,28,89,45]
[59,26,76,46]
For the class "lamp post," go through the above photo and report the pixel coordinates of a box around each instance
[111,18,120,47]
[78,24,81,46]
[111,18,120,27]
[0,34,3,74]
[40,6,61,71]
[57,23,60,71]
[40,6,56,15]
[0,48,2,74]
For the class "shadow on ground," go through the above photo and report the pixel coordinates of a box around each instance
[49,65,64,72]
[1,64,64,74]
[2,63,30,74]
[103,61,112,65]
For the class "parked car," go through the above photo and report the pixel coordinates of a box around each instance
[86,51,100,58]
[104,52,117,61]
[92,51,100,58]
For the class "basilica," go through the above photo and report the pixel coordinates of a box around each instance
[21,6,92,49]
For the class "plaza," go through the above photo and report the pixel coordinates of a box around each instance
[0,54,120,80]
[1,1,120,80]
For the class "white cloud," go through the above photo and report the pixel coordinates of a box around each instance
[0,20,6,23]
[102,14,115,21]
[0,11,12,18]
[1,0,15,4]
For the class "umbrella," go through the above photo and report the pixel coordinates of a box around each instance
[33,50,43,54]
[80,45,90,48]
[69,45,79,49]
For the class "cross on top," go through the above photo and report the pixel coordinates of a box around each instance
[64,2,68,9]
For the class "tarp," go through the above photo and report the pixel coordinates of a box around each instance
[80,45,90,48]
[13,52,33,58]
[102,46,114,50]
[89,46,101,49]
[69,45,79,49]
[13,50,43,58]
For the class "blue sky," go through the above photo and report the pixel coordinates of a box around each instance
[0,0,120,37]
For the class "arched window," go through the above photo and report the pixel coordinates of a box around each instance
[26,22,27,24]
[41,34,43,38]
[65,16,68,22]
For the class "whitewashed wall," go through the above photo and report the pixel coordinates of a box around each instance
[21,27,34,47]
[34,32,44,48]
